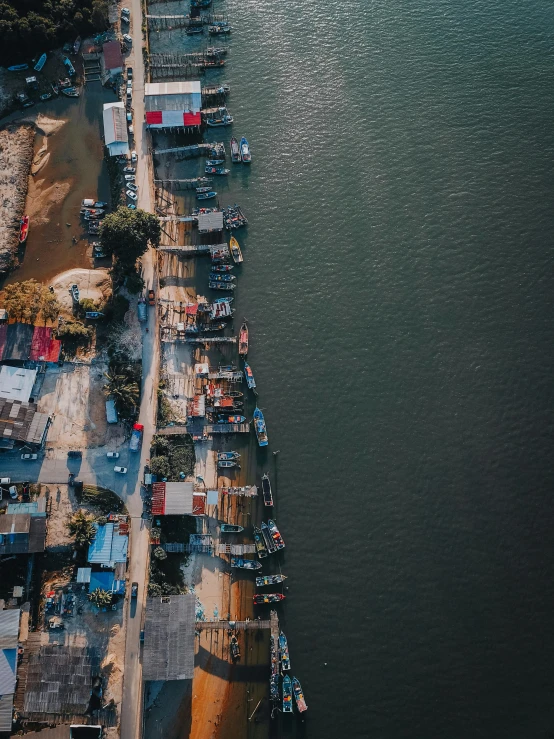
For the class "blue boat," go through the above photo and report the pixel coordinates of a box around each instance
[240,137,252,164]
[244,362,256,389]
[85,311,104,319]
[282,675,293,713]
[34,53,47,72]
[279,632,290,671]
[217,451,240,461]
[8,64,28,72]
[63,57,76,75]
[253,407,268,447]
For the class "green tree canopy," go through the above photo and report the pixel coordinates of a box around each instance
[100,207,161,270]
[2,279,60,325]
[150,455,170,479]
[67,510,96,547]
[103,371,140,415]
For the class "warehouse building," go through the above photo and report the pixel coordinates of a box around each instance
[144,81,202,129]
[102,102,129,157]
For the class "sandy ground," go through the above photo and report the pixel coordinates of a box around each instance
[0,124,34,271]
[39,362,125,449]
[51,267,111,314]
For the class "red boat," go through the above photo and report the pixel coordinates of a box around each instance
[253,593,285,605]
[239,320,248,356]
[19,215,29,243]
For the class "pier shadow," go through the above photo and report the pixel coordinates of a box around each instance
[195,643,268,683]
[143,678,192,739]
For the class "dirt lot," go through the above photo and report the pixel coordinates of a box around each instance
[38,362,125,449]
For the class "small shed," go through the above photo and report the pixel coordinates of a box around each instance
[103,102,129,157]
[76,567,91,584]
[105,399,118,424]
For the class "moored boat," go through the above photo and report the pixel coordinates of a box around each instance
[261,522,277,554]
[8,64,29,71]
[231,557,261,570]
[261,473,273,507]
[253,406,268,446]
[61,86,79,97]
[282,675,293,712]
[279,631,291,670]
[207,113,233,127]
[70,284,80,302]
[228,391,243,398]
[209,24,231,35]
[209,281,235,291]
[197,190,217,200]
[230,136,241,163]
[230,634,240,660]
[292,677,307,712]
[268,519,285,550]
[205,166,230,176]
[19,215,29,243]
[73,36,81,54]
[40,92,52,101]
[51,83,59,95]
[243,362,256,389]
[218,460,239,469]
[34,53,47,72]
[221,523,244,533]
[240,136,252,163]
[211,264,233,273]
[253,526,268,558]
[229,236,243,264]
[209,273,235,282]
[256,574,287,587]
[217,451,240,460]
[217,414,246,423]
[206,159,225,166]
[239,320,248,356]
[186,25,204,34]
[253,593,285,605]
[63,57,75,75]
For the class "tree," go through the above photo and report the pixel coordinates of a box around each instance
[41,292,61,325]
[100,208,161,270]
[67,510,96,547]
[56,322,91,340]
[91,0,108,30]
[3,279,44,322]
[89,588,112,608]
[150,455,170,479]
[96,516,107,527]
[153,546,167,561]
[79,298,97,313]
[103,371,140,414]
[148,582,162,597]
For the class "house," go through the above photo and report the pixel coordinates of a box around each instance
[0,514,46,555]
[142,595,195,681]
[102,102,129,158]
[0,398,50,450]
[144,81,202,129]
[0,609,21,733]
[0,365,38,403]
[102,41,123,77]
[87,523,128,567]
[151,482,206,515]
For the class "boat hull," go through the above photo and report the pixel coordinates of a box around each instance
[19,216,29,243]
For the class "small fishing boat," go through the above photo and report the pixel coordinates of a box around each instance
[197,191,217,200]
[213,297,234,304]
[40,92,52,101]
[8,64,28,72]
[217,415,246,423]
[70,284,80,301]
[218,460,239,469]
[61,87,79,97]
[282,675,293,713]
[85,311,103,319]
[223,205,248,230]
[209,273,235,282]
[256,574,287,587]
[201,322,227,332]
[240,137,252,163]
[94,201,108,208]
[229,236,243,264]
[239,320,248,356]
[196,186,213,194]
[34,53,47,72]
[73,36,81,54]
[206,159,225,166]
[186,25,204,34]
[205,166,230,176]
[261,522,277,554]
[211,264,233,273]
[243,362,256,389]
[209,24,231,35]
[268,520,285,550]
[262,473,273,507]
[221,523,244,533]
[253,527,268,558]
[230,634,240,660]
[231,557,261,570]
[51,83,59,95]
[230,136,241,163]
[279,631,291,671]
[292,677,307,712]
[207,113,233,127]
[209,281,235,291]
[218,451,240,460]
[254,593,285,605]
[63,57,75,75]
[19,215,29,243]
[254,407,268,447]
[219,364,237,371]
[227,391,243,398]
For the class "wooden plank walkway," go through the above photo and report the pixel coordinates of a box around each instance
[157,243,229,256]
[154,143,221,156]
[196,619,271,631]
[218,544,257,554]
[154,177,212,190]
[186,336,237,344]
[158,215,197,222]
[156,423,250,435]
[208,371,242,380]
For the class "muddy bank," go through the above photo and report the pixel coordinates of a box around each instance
[0,123,34,272]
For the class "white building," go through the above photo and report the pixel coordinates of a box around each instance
[102,102,129,157]
[0,365,37,403]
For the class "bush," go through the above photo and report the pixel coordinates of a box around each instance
[79,485,125,514]
[89,588,112,608]
[56,322,91,340]
[67,511,96,547]
[150,434,195,482]
[153,546,167,560]
[125,272,145,295]
[150,455,170,479]
[79,298,97,313]
[103,295,130,325]
[96,516,107,526]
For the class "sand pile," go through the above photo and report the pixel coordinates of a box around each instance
[0,124,34,272]
[50,268,112,313]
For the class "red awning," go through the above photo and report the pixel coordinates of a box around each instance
[146,111,163,124]
[184,111,201,126]
[185,304,199,315]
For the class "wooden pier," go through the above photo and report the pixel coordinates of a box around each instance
[208,371,242,380]
[149,53,226,77]
[154,177,211,190]
[158,215,197,222]
[146,12,228,29]
[195,619,271,632]
[154,142,222,158]
[218,544,257,555]
[157,422,250,435]
[185,336,237,344]
[157,243,229,257]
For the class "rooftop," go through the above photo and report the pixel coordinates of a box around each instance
[102,41,123,70]
[0,398,50,447]
[143,595,195,681]
[0,366,37,403]
[0,609,20,649]
[87,523,128,566]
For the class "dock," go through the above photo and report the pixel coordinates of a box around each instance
[146,12,228,29]
[185,336,237,344]
[158,216,197,223]
[157,422,251,435]
[195,619,271,632]
[157,243,229,257]
[218,544,257,555]
[208,371,243,380]
[154,178,211,190]
[154,142,223,158]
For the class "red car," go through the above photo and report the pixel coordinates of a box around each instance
[148,289,155,306]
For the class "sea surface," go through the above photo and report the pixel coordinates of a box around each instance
[206,0,554,736]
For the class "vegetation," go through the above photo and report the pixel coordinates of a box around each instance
[150,434,195,481]
[159,515,196,545]
[89,588,112,608]
[153,546,167,560]
[56,321,91,340]
[148,555,187,596]
[104,370,140,417]
[0,0,109,65]
[77,485,126,514]
[100,207,161,272]
[102,294,130,325]
[79,297,99,314]
[157,380,174,425]
[125,271,145,295]
[2,279,61,325]
[66,510,96,547]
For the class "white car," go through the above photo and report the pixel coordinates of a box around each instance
[131,150,137,162]
[106,452,120,459]
[126,112,132,122]
[122,34,132,45]
[124,174,135,181]
[126,190,137,201]
[128,125,134,136]
[114,466,128,474]
[123,166,135,173]
[127,182,138,192]
[8,486,17,499]
[21,453,38,460]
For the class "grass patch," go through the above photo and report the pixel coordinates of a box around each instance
[78,485,126,515]
[150,434,195,481]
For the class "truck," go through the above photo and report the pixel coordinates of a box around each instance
[137,298,147,322]
[129,423,144,452]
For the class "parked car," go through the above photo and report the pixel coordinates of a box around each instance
[148,289,155,305]
[123,166,135,173]
[130,150,137,162]
[128,125,134,136]
[8,486,17,500]
[114,466,128,474]
[127,183,138,192]
[127,67,133,79]
[107,452,120,459]
[128,204,137,210]
[21,453,38,460]
[125,174,135,181]
[122,34,132,45]
[126,190,138,201]
[126,89,132,101]
[131,582,138,598]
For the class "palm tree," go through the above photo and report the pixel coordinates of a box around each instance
[67,511,96,547]
[103,372,140,414]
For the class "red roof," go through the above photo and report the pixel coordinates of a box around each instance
[29,326,61,362]
[151,482,165,515]
[192,494,206,516]
[184,112,201,126]
[145,111,162,125]
[103,41,123,70]
[185,304,199,315]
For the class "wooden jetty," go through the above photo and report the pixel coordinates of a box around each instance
[158,215,197,223]
[157,243,229,256]
[154,142,223,158]
[196,619,271,632]
[157,422,250,435]
[208,370,242,380]
[218,544,257,555]
[185,336,237,344]
[154,177,211,190]
[220,486,258,497]
[146,12,228,29]
[149,53,226,76]
[202,84,230,98]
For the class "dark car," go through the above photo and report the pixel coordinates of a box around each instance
[68,450,82,458]
[131,582,138,598]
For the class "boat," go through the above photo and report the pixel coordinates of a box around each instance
[207,113,233,127]
[220,523,244,533]
[205,166,230,176]
[197,191,217,200]
[256,574,287,587]
[186,26,204,34]
[282,675,293,713]
[270,637,280,702]
[34,53,47,72]
[51,83,59,95]
[223,205,248,230]
[231,557,262,570]
[261,522,277,554]
[61,87,79,97]
[217,415,246,424]
[8,64,28,72]
[279,631,291,670]
[253,593,285,605]
[243,362,256,389]
[85,311,104,319]
[268,519,285,550]
[230,634,240,660]
[229,236,243,264]
[18,215,29,243]
[196,186,213,194]
[209,273,235,282]
[70,284,80,301]
[292,677,307,712]
[40,92,52,101]
[211,265,233,273]
[261,473,273,507]
[253,407,268,446]
[94,201,108,208]
[240,137,252,163]
[230,136,241,163]
[227,391,243,398]
[218,460,239,469]
[218,364,236,371]
[253,526,268,558]
[63,57,75,75]
[209,24,231,35]
[206,159,225,166]
[73,36,81,54]
[217,451,240,460]
[239,320,248,356]
[209,281,235,291]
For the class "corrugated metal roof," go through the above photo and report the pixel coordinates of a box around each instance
[165,482,193,515]
[28,517,47,553]
[0,610,19,649]
[87,523,114,564]
[0,514,30,535]
[145,81,201,96]
[0,366,37,403]
[143,595,195,681]
[110,532,128,563]
[77,568,91,584]
[0,648,16,693]
[7,498,46,515]
[0,693,13,732]
[103,41,123,71]
[103,102,128,146]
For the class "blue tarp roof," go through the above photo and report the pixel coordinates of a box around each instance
[0,648,17,694]
[89,571,115,593]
